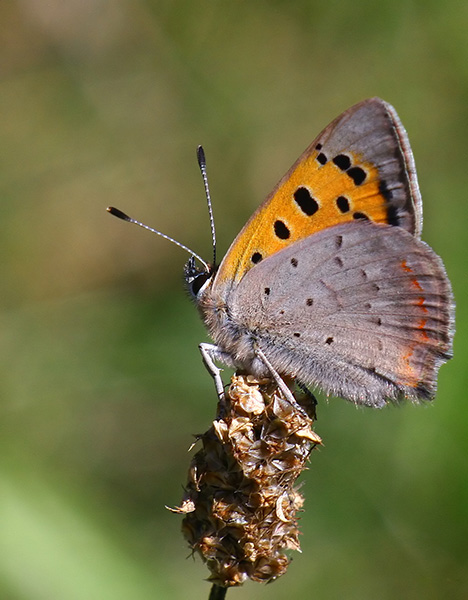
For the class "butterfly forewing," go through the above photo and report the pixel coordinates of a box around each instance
[214,97,422,291]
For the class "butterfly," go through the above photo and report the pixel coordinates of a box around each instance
[109,98,454,408]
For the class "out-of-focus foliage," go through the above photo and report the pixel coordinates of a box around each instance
[0,1,466,599]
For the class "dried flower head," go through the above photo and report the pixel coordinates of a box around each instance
[173,373,321,587]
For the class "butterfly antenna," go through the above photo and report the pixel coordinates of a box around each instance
[197,145,217,268]
[107,206,210,272]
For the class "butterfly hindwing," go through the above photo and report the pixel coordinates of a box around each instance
[228,221,453,406]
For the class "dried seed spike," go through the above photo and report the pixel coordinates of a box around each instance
[177,373,321,587]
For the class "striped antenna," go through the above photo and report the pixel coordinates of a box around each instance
[197,145,217,268]
[107,206,210,272]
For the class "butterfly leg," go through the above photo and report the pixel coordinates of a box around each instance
[254,346,310,419]
[199,342,236,401]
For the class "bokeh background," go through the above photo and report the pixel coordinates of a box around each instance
[1,1,466,599]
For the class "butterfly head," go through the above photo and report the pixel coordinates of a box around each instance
[184,256,214,298]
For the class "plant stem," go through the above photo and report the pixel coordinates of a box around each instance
[209,583,227,600]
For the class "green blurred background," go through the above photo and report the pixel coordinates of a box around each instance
[0,1,466,599]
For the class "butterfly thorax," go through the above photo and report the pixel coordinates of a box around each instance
[196,278,269,377]
[185,255,265,374]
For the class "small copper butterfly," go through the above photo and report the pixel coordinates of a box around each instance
[109,98,454,408]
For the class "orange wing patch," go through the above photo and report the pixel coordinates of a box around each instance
[398,260,443,388]
[216,147,388,286]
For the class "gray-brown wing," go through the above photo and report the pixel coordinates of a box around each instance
[229,221,453,407]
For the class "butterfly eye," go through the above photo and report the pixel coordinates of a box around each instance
[190,271,211,296]
[184,257,211,297]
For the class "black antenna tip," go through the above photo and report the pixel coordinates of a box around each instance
[197,145,206,169]
[107,206,131,221]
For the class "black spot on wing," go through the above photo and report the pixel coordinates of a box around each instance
[336,196,350,213]
[353,212,369,221]
[333,154,351,170]
[334,256,343,268]
[379,178,393,201]
[294,187,319,216]
[347,166,367,185]
[251,252,263,264]
[274,220,290,239]
[380,179,400,227]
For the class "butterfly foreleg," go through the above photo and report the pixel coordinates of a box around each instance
[199,342,236,401]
